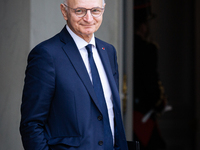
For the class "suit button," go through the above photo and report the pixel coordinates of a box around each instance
[98,141,103,146]
[97,115,103,120]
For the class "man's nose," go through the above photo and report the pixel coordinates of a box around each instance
[83,10,93,22]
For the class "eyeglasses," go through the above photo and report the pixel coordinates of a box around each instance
[64,4,104,18]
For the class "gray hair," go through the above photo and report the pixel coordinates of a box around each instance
[63,0,105,6]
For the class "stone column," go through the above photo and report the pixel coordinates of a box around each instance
[0,0,30,149]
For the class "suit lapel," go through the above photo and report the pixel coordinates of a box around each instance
[96,41,121,110]
[59,27,102,112]
[96,41,126,144]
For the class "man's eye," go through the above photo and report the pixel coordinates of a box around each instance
[76,9,84,13]
[92,9,101,13]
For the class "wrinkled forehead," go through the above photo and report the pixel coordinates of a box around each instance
[66,0,104,7]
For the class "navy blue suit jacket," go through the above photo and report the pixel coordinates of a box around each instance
[20,27,128,150]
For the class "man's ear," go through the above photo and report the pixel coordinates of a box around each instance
[60,3,68,21]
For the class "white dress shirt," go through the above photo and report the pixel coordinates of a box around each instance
[66,25,115,143]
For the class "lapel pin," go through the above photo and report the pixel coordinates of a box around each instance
[102,47,105,50]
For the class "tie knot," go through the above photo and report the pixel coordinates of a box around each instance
[86,44,93,54]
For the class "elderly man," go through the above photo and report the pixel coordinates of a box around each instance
[20,0,128,149]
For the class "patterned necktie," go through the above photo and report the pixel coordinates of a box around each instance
[85,44,113,149]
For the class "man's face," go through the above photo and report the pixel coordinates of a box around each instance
[61,0,104,42]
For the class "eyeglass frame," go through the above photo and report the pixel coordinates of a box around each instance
[63,4,104,18]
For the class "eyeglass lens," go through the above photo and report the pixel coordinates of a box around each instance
[75,8,103,17]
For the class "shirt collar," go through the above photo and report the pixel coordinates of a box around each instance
[66,25,96,50]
